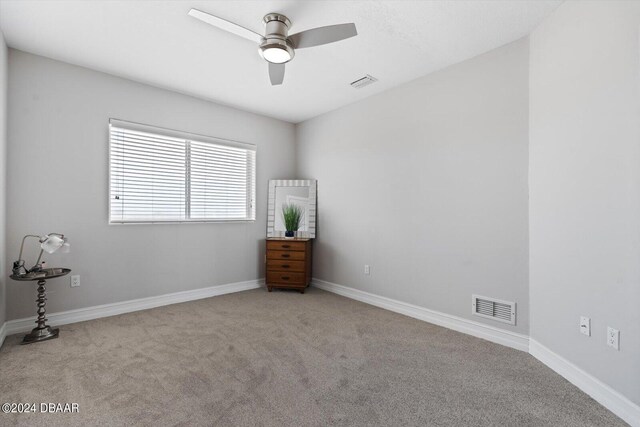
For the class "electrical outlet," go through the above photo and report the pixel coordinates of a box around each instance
[364,264,370,275]
[70,275,80,288]
[580,316,591,336]
[607,327,619,350]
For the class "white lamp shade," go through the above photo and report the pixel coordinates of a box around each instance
[41,235,65,254]
[59,242,71,253]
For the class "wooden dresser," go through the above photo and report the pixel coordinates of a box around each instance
[266,238,312,293]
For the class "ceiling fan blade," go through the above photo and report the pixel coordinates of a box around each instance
[289,23,357,49]
[188,9,263,44]
[269,63,285,85]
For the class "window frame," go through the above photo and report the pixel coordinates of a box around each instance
[108,119,256,225]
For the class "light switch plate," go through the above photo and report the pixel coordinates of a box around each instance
[364,265,370,275]
[580,316,591,336]
[70,275,80,288]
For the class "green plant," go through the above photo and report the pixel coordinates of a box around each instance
[282,203,305,232]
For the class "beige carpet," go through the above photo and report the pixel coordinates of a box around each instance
[0,287,626,426]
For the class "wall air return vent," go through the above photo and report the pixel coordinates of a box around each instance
[472,295,516,325]
[350,74,378,89]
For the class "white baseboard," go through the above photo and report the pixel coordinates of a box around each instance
[312,278,529,352]
[530,339,640,427]
[4,278,263,336]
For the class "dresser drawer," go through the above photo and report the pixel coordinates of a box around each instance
[267,271,306,285]
[266,240,306,251]
[267,259,305,272]
[266,250,306,261]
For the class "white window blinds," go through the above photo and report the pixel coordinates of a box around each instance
[109,119,256,223]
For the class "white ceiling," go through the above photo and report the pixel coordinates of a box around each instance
[0,0,561,123]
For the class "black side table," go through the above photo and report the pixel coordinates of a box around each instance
[10,268,71,344]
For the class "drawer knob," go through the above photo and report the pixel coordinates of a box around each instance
[281,254,290,258]
[281,264,290,268]
[282,244,291,248]
[282,276,290,280]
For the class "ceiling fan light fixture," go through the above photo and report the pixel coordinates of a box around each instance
[262,46,291,63]
[188,9,358,85]
[259,39,295,64]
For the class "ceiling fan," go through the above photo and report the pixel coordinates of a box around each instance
[188,8,358,85]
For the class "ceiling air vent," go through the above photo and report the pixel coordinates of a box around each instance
[472,295,516,325]
[350,74,378,89]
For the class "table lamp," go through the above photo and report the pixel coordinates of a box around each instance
[12,233,70,276]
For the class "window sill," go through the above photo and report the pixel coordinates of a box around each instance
[109,219,256,225]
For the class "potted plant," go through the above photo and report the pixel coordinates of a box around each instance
[282,203,304,238]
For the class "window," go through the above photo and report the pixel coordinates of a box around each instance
[109,119,256,223]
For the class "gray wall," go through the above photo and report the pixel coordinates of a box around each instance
[6,50,295,320]
[0,32,7,328]
[529,1,640,405]
[296,38,530,334]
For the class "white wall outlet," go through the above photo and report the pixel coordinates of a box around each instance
[70,275,80,288]
[607,327,620,350]
[579,316,591,336]
[364,264,370,275]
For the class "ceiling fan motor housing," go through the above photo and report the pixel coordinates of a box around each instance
[259,13,295,63]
